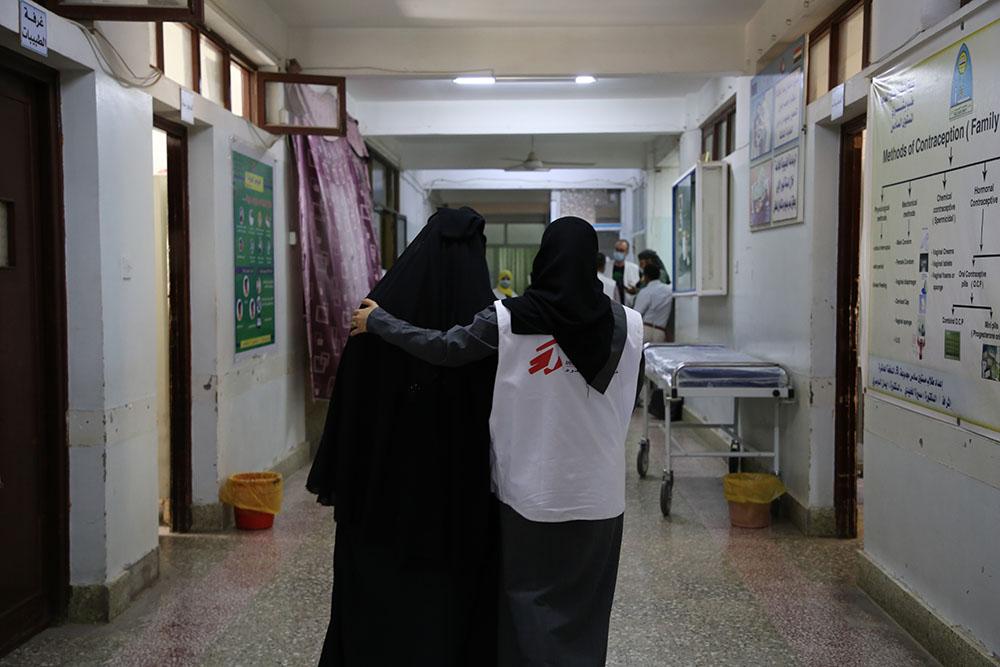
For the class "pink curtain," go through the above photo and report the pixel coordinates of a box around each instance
[289,85,381,399]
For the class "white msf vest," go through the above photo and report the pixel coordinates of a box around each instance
[489,301,644,522]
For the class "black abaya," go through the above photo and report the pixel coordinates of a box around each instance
[307,207,499,666]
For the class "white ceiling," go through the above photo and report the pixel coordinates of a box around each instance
[347,74,710,102]
[265,0,766,28]
[371,133,676,170]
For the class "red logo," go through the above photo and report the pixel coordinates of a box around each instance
[529,339,563,375]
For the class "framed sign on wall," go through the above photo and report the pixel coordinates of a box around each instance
[749,36,806,231]
[232,148,275,353]
[672,166,696,294]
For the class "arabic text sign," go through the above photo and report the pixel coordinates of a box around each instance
[749,37,805,230]
[20,0,47,57]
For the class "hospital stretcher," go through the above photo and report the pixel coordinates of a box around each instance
[638,343,794,516]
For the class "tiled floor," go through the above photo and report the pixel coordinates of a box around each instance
[3,414,938,666]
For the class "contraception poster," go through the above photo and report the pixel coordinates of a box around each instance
[749,37,805,230]
[233,149,276,352]
[869,18,1000,432]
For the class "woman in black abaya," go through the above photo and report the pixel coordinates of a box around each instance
[306,207,498,666]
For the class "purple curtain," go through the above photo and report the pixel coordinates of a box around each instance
[290,85,381,399]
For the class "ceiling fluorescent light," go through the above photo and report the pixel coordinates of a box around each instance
[454,76,496,85]
[575,75,597,84]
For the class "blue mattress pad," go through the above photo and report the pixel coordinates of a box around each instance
[644,344,788,389]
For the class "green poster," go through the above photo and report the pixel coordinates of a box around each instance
[233,150,275,352]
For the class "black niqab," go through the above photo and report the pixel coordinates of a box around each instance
[504,216,614,389]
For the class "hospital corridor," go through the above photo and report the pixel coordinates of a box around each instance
[1,1,999,666]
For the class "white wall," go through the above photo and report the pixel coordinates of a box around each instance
[181,108,306,506]
[400,171,434,244]
[406,168,645,239]
[661,75,842,513]
[869,0,961,63]
[862,0,1000,657]
[677,0,1000,653]
[1,1,305,589]
[644,147,679,267]
[865,398,1000,654]
[7,14,169,584]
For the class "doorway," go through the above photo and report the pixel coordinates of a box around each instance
[152,118,193,533]
[0,51,68,655]
[835,115,867,539]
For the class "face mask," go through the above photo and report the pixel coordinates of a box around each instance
[499,278,512,288]
[613,251,627,262]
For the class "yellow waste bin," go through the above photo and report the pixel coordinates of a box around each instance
[722,473,785,529]
[219,472,284,530]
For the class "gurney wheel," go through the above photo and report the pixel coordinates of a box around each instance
[660,472,674,517]
[637,439,650,478]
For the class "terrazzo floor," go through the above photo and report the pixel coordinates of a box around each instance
[3,412,938,666]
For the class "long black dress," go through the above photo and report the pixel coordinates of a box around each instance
[306,207,498,666]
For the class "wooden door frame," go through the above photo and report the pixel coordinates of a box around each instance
[835,114,867,539]
[153,116,193,533]
[0,48,68,647]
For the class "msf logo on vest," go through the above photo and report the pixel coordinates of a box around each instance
[529,339,565,376]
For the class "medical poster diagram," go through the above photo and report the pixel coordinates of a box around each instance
[233,149,276,352]
[869,18,1000,432]
[749,37,805,230]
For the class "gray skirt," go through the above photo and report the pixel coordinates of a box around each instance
[497,501,624,667]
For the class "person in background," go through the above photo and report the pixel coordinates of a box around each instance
[603,239,640,304]
[637,249,670,287]
[493,269,518,300]
[351,217,643,666]
[596,252,617,301]
[633,263,673,343]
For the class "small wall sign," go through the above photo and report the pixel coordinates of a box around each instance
[180,89,194,125]
[20,0,48,57]
[831,83,845,121]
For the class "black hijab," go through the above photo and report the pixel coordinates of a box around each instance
[504,217,614,389]
[306,206,497,563]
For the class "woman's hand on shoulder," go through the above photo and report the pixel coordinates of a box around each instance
[350,299,379,336]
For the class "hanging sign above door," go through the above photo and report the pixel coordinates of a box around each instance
[20,1,48,57]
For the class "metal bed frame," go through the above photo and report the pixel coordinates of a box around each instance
[638,343,795,516]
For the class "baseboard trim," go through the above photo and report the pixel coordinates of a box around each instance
[780,493,836,537]
[68,546,159,623]
[678,405,836,537]
[857,550,1000,666]
[193,439,316,533]
[190,501,232,532]
[269,438,315,481]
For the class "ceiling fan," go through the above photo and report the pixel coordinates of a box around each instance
[501,136,596,172]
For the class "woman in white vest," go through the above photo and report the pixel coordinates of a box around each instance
[351,217,643,666]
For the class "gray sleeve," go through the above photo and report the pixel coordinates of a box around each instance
[366,305,499,367]
[633,287,651,318]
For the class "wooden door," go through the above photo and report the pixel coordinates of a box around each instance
[154,117,193,533]
[835,115,867,539]
[0,52,67,656]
